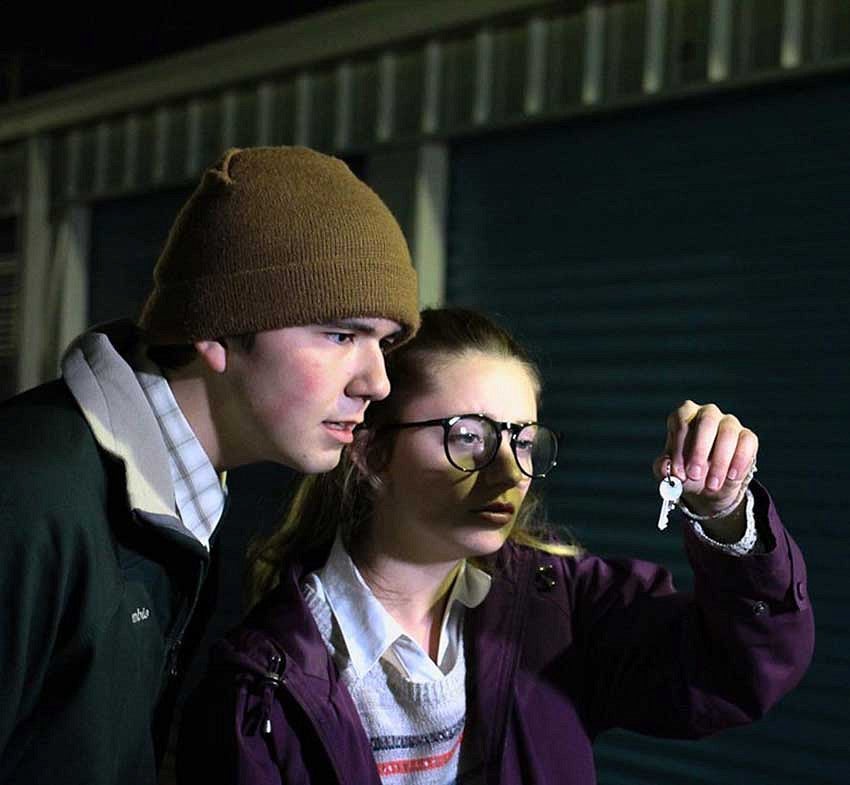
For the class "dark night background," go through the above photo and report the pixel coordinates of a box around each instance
[1,2,365,102]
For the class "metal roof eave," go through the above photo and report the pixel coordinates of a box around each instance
[0,0,555,145]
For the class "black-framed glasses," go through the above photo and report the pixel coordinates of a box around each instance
[383,413,561,478]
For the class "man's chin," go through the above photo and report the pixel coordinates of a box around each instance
[293,447,344,475]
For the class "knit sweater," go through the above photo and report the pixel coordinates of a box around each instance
[304,584,467,784]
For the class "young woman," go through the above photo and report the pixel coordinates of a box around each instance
[179,308,813,785]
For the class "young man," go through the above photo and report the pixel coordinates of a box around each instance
[0,147,420,785]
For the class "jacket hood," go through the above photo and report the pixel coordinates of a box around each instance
[60,320,177,525]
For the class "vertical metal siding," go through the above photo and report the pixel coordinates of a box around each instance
[0,145,22,400]
[24,0,850,208]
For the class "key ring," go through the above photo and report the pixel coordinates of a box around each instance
[657,456,683,531]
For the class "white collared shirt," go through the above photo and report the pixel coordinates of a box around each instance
[135,368,226,550]
[303,537,491,683]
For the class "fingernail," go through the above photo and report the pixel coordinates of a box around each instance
[707,476,721,490]
[727,467,739,481]
[687,464,703,480]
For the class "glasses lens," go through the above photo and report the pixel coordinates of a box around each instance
[447,417,498,471]
[515,424,559,477]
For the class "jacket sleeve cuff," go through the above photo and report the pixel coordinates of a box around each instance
[681,480,809,614]
[689,488,759,555]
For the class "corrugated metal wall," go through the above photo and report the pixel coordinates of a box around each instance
[4,0,850,395]
[446,76,849,784]
[0,145,22,399]
[35,0,850,207]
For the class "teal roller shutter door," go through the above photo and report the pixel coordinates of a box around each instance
[89,188,192,325]
[446,77,850,784]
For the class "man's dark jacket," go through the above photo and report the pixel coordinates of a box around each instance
[0,327,216,785]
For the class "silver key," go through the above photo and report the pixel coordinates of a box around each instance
[657,476,683,531]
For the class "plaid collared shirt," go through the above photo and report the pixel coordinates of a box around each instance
[135,369,226,550]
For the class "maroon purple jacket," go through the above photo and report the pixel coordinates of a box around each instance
[178,483,813,785]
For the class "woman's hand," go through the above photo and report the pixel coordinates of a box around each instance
[653,401,758,527]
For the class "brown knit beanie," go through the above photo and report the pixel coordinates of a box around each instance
[138,146,420,344]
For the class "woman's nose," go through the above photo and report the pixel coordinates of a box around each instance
[485,435,524,484]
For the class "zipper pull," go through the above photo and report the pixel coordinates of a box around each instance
[262,653,285,735]
[169,640,182,677]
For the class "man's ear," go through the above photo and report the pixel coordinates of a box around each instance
[194,340,228,374]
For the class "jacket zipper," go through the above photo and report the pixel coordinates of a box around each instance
[164,553,209,682]
[167,639,182,677]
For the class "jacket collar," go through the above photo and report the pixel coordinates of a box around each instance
[238,546,338,680]
[60,320,177,526]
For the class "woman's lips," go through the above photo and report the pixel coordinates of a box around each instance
[470,502,515,525]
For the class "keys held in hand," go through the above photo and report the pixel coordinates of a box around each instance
[657,466,683,531]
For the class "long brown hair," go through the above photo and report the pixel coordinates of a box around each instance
[245,307,580,608]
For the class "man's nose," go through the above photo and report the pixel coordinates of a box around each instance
[348,341,391,401]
